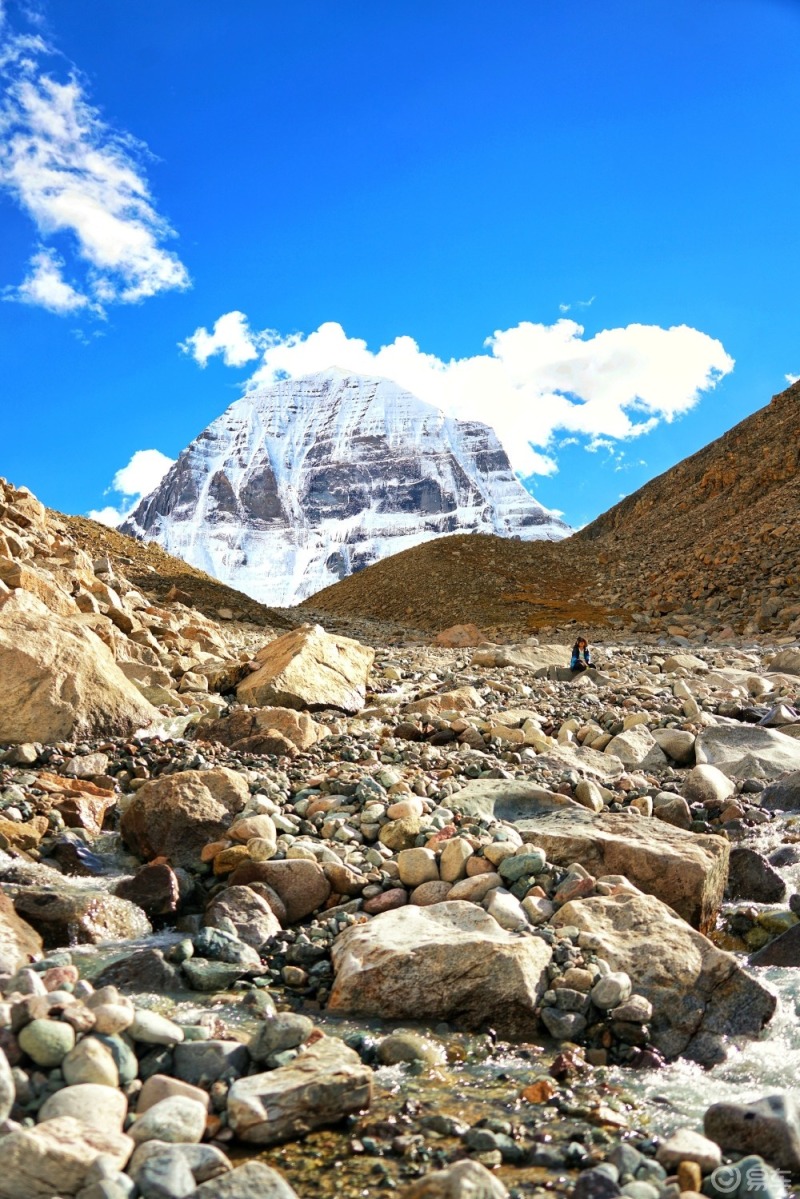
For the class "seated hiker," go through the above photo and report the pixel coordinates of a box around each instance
[570,636,593,672]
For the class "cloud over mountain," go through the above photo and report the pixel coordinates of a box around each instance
[181,315,734,476]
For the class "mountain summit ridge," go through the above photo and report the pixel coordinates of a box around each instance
[122,369,569,605]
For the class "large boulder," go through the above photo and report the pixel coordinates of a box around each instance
[695,724,800,780]
[515,809,729,932]
[13,886,151,947]
[328,901,552,1039]
[604,726,668,771]
[194,1162,299,1198]
[237,624,374,714]
[662,653,709,674]
[651,727,696,765]
[0,1116,133,1199]
[750,924,800,967]
[767,649,800,676]
[553,889,776,1063]
[205,886,282,946]
[0,590,158,744]
[227,1036,372,1145]
[704,1093,800,1176]
[0,891,42,973]
[120,768,249,867]
[727,847,786,904]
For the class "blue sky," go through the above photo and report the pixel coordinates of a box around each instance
[1,0,798,530]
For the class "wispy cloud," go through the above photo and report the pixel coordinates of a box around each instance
[559,296,595,314]
[180,315,734,477]
[785,373,799,385]
[88,448,174,526]
[0,6,189,315]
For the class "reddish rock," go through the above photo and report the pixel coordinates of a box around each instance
[120,768,249,867]
[363,888,408,915]
[114,863,181,916]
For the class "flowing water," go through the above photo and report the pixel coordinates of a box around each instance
[35,810,800,1196]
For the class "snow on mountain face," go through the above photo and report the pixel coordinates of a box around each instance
[122,369,570,606]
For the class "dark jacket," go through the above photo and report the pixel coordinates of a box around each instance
[570,644,591,670]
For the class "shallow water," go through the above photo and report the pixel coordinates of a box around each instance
[28,803,800,1194]
[623,813,800,1140]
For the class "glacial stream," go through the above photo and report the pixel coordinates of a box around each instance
[20,807,800,1197]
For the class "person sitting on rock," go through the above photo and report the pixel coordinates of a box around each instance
[570,636,593,673]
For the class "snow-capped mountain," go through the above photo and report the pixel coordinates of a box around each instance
[122,369,570,606]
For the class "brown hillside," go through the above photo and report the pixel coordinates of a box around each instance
[302,382,800,641]
[58,514,295,629]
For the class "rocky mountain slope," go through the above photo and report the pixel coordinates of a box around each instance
[304,380,800,642]
[1,471,800,1199]
[121,368,569,606]
[0,477,293,743]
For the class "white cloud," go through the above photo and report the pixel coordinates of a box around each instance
[112,449,175,497]
[183,315,734,477]
[88,448,174,526]
[785,373,799,385]
[180,310,260,367]
[0,12,189,315]
[86,505,125,528]
[16,245,90,312]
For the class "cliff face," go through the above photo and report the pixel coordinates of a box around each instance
[122,369,569,606]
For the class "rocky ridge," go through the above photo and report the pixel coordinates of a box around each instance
[0,476,799,1197]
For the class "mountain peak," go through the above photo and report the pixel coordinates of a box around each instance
[122,370,569,605]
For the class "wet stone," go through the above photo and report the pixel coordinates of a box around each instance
[172,1040,250,1086]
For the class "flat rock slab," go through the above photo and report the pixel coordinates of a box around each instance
[695,724,800,780]
[514,809,729,932]
[328,900,552,1039]
[535,744,625,783]
[0,1115,133,1199]
[472,644,568,670]
[227,1036,371,1145]
[449,779,580,824]
[553,890,776,1064]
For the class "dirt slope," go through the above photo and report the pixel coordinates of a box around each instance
[302,381,800,641]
